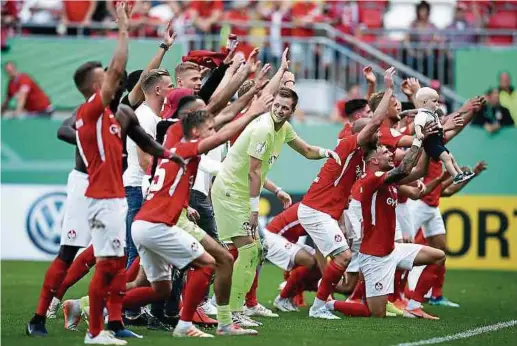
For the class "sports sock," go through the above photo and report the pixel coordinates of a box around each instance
[125,256,141,283]
[228,247,238,261]
[315,260,345,305]
[180,267,213,322]
[411,264,439,308]
[280,266,311,299]
[431,264,446,298]
[33,257,70,320]
[245,270,259,308]
[349,279,366,301]
[88,260,114,337]
[106,257,127,328]
[216,304,232,327]
[123,287,162,309]
[328,300,370,317]
[229,242,259,311]
[55,246,95,300]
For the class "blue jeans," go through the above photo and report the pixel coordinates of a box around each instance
[125,186,143,269]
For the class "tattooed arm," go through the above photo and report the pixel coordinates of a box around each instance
[384,138,422,184]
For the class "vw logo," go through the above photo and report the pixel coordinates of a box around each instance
[26,192,67,255]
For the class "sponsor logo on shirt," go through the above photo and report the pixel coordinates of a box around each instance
[255,142,267,155]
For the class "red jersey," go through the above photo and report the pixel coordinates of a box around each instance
[164,121,184,147]
[421,159,443,207]
[359,171,398,257]
[350,178,363,202]
[302,134,363,220]
[76,92,124,199]
[7,73,51,113]
[379,121,404,153]
[229,112,245,146]
[266,203,306,243]
[337,123,352,140]
[136,140,200,226]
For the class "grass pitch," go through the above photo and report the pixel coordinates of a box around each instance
[2,261,517,346]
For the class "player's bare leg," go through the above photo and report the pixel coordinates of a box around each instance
[404,246,445,320]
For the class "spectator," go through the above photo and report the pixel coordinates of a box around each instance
[445,3,480,44]
[1,0,20,51]
[189,0,223,35]
[498,72,517,125]
[19,0,61,25]
[472,87,514,133]
[60,0,97,35]
[1,61,53,118]
[224,1,250,38]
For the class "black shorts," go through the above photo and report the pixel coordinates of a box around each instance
[189,189,219,241]
[423,131,449,161]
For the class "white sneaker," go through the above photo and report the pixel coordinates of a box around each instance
[273,295,298,312]
[216,323,258,336]
[63,299,82,331]
[173,325,214,338]
[199,300,218,316]
[47,297,61,319]
[278,281,287,291]
[243,303,279,317]
[309,305,341,320]
[84,330,127,345]
[82,306,108,326]
[231,312,260,327]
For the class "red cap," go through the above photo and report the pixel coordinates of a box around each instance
[162,88,194,119]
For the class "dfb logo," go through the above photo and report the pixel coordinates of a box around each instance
[26,192,67,255]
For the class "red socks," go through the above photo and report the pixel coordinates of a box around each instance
[106,257,127,324]
[316,260,345,301]
[413,264,438,303]
[333,301,370,317]
[349,279,366,301]
[229,247,238,261]
[245,271,259,308]
[432,264,446,298]
[280,266,311,299]
[88,260,114,337]
[123,287,162,309]
[55,246,95,300]
[125,256,141,283]
[35,257,70,316]
[180,267,213,322]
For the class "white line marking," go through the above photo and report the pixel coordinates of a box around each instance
[396,320,517,346]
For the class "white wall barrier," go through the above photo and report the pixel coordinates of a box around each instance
[1,184,67,260]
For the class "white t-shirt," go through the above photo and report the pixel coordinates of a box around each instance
[192,144,225,196]
[123,103,161,187]
[414,108,443,130]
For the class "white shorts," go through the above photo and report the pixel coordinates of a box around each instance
[407,199,446,238]
[131,220,205,282]
[344,201,363,273]
[87,197,127,257]
[264,229,314,271]
[396,202,414,239]
[395,219,403,243]
[359,243,422,298]
[298,203,349,257]
[60,170,91,248]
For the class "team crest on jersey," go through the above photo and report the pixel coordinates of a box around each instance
[112,239,121,249]
[285,242,293,250]
[242,222,251,235]
[334,234,343,243]
[375,282,383,291]
[67,230,77,240]
[75,119,84,129]
[255,142,267,155]
[110,124,121,137]
[191,242,199,252]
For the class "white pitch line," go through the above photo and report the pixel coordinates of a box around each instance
[396,320,517,346]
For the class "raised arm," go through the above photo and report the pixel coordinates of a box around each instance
[263,48,290,95]
[287,137,341,165]
[208,49,241,103]
[445,96,484,141]
[127,20,176,107]
[100,2,130,107]
[384,138,422,184]
[57,114,77,145]
[363,66,377,101]
[357,67,395,146]
[442,161,487,197]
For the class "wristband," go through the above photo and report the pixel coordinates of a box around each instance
[284,80,295,85]
[274,187,283,195]
[412,138,422,148]
[318,147,328,158]
[250,197,260,212]
[160,43,169,51]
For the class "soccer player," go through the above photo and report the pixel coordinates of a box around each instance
[73,3,184,344]
[265,203,321,312]
[131,92,275,337]
[407,96,484,310]
[298,67,396,320]
[346,143,446,319]
[211,86,340,325]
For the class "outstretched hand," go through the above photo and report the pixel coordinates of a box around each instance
[363,66,376,84]
[384,66,396,90]
[162,20,177,47]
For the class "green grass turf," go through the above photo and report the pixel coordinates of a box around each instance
[2,261,517,346]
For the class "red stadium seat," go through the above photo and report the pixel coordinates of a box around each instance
[359,8,384,28]
[486,10,517,44]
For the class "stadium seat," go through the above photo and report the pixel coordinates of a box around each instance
[486,10,517,44]
[358,7,384,29]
